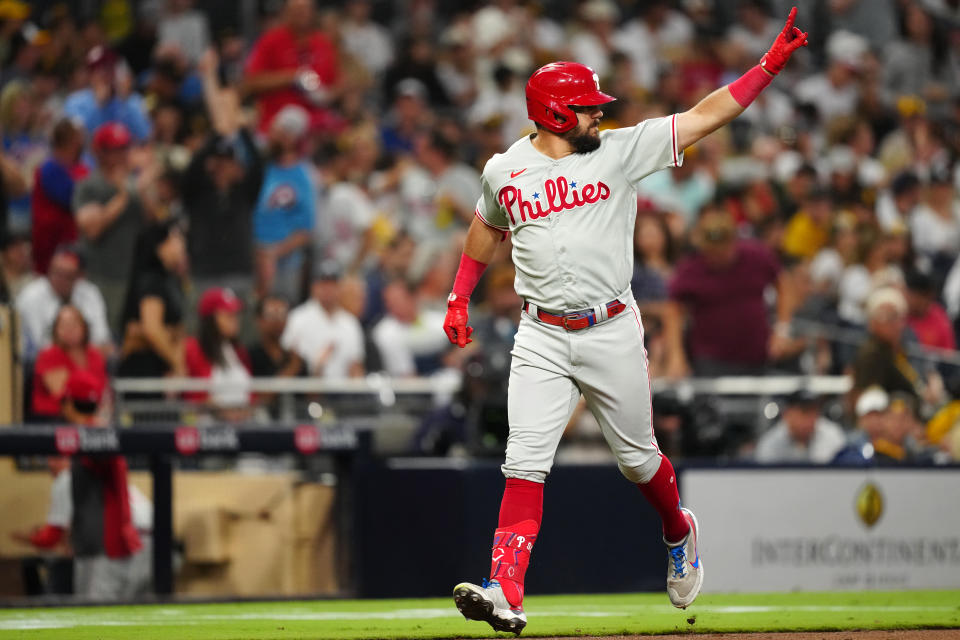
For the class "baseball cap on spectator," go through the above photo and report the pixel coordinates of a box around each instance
[0,0,30,21]
[64,370,105,406]
[92,122,132,151]
[784,389,819,408]
[86,45,119,72]
[313,259,342,281]
[198,287,243,317]
[896,95,926,119]
[865,286,907,319]
[270,104,310,139]
[395,77,428,102]
[825,30,868,70]
[855,386,889,417]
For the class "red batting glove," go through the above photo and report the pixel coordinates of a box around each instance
[443,293,474,348]
[760,6,809,75]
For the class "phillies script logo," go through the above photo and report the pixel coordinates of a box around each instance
[498,176,610,225]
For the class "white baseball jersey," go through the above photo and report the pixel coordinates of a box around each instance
[475,115,682,311]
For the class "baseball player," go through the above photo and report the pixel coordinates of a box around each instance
[443,7,808,635]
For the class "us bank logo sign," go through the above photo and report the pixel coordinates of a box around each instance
[681,469,960,591]
[856,482,884,529]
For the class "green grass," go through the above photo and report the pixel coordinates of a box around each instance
[0,590,958,639]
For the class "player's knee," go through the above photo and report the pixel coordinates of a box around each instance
[617,452,661,484]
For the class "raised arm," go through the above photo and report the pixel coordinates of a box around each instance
[675,6,807,151]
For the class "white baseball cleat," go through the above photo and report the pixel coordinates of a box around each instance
[665,507,703,609]
[453,579,527,635]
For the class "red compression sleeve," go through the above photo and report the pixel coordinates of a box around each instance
[728,65,774,108]
[452,254,488,300]
[30,525,65,549]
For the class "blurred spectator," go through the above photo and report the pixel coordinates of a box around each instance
[882,2,949,108]
[613,0,693,91]
[877,171,922,232]
[157,0,210,65]
[637,144,715,229]
[910,164,960,274]
[340,0,394,80]
[372,278,448,376]
[253,105,315,302]
[10,455,153,596]
[30,304,108,420]
[242,0,340,134]
[117,219,187,382]
[380,77,432,156]
[809,211,859,301]
[726,0,781,63]
[248,294,303,378]
[852,287,922,399]
[794,30,868,123]
[362,230,416,326]
[0,86,31,232]
[754,390,846,464]
[667,208,792,376]
[184,287,252,418]
[313,132,378,271]
[74,122,149,333]
[837,228,901,326]
[16,246,111,361]
[466,65,527,148]
[904,269,955,351]
[30,119,88,275]
[469,263,521,356]
[62,369,149,600]
[402,128,480,242]
[281,260,364,378]
[63,46,151,143]
[782,187,834,260]
[833,385,891,464]
[631,213,677,374]
[0,230,35,299]
[184,49,262,314]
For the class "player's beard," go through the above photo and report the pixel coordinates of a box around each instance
[565,121,601,154]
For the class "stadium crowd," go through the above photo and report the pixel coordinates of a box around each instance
[0,0,959,465]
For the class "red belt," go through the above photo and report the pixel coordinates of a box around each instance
[522,299,627,331]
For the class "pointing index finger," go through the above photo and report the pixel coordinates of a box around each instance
[783,6,797,34]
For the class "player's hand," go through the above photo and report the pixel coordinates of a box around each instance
[443,294,474,348]
[760,6,808,75]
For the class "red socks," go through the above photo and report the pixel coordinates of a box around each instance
[498,478,543,527]
[636,455,690,544]
[492,479,542,607]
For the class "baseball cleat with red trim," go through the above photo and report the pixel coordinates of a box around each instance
[453,579,527,635]
[665,507,703,609]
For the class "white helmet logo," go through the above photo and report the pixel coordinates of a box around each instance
[593,73,600,89]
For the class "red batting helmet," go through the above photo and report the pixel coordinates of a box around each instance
[525,62,616,134]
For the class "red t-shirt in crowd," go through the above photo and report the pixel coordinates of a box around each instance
[908,303,956,351]
[32,345,107,418]
[669,240,781,367]
[244,25,340,133]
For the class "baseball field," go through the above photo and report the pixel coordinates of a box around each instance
[0,590,957,640]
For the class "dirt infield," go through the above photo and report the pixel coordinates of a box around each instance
[537,632,960,640]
